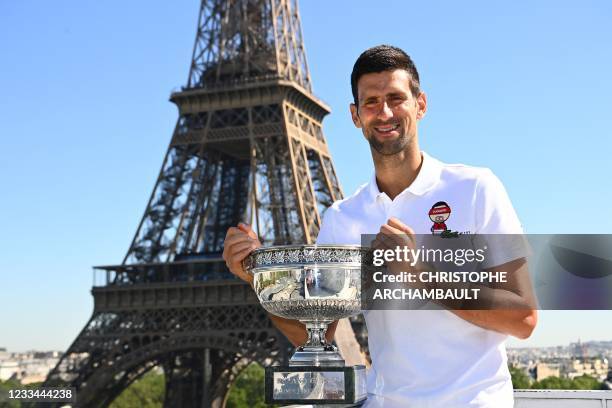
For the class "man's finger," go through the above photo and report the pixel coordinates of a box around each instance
[233,245,258,266]
[380,225,409,246]
[230,240,257,256]
[373,231,398,249]
[371,237,383,249]
[380,224,403,235]
[238,223,258,239]
[225,226,245,238]
[223,233,253,248]
[381,222,416,246]
[377,232,399,249]
[387,217,415,236]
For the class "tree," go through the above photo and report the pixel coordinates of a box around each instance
[0,378,22,408]
[226,363,275,408]
[109,370,165,408]
[509,365,606,391]
[571,374,605,390]
[0,379,41,407]
[531,374,604,390]
[531,376,571,389]
[509,366,531,389]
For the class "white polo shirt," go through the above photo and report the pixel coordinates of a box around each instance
[316,151,525,408]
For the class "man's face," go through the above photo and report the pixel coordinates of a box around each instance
[429,212,450,223]
[350,69,426,155]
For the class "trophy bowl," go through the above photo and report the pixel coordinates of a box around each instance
[244,245,366,367]
[244,245,368,404]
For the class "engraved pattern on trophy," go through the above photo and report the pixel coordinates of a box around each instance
[40,1,366,407]
[246,246,366,323]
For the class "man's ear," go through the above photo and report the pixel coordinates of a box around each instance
[416,92,427,120]
[350,103,362,128]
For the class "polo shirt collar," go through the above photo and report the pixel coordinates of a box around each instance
[367,151,442,200]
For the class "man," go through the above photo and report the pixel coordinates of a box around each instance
[223,45,537,407]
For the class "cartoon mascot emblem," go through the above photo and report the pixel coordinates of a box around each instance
[429,201,452,235]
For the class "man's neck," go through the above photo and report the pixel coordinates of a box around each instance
[373,145,422,200]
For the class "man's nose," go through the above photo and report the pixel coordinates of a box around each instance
[376,101,393,121]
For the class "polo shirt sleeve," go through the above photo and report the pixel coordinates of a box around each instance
[316,207,337,245]
[473,169,530,268]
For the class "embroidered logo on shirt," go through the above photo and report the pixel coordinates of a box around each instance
[428,201,460,238]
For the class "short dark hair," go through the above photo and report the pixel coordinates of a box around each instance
[350,45,421,106]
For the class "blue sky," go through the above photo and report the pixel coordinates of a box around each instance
[1,0,611,352]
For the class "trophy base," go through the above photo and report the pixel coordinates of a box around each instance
[265,365,367,405]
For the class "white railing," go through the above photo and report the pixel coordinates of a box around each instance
[284,391,612,407]
[514,390,612,407]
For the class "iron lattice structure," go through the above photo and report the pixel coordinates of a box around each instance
[42,1,367,406]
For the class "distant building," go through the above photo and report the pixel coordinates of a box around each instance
[17,356,60,384]
[0,350,61,384]
[566,358,609,381]
[536,362,561,381]
[0,360,19,381]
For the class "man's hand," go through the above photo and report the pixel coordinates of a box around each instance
[372,217,420,275]
[222,223,262,285]
[371,218,537,339]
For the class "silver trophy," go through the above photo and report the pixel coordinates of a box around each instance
[244,244,368,405]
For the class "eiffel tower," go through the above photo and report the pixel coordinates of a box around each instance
[43,0,367,407]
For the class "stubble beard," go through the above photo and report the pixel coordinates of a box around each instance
[366,127,411,156]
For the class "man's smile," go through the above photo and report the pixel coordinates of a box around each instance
[373,123,400,137]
